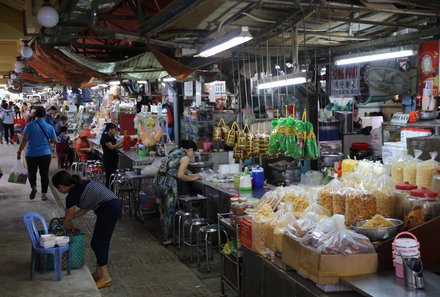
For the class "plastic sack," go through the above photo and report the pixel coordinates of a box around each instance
[341,172,365,189]
[292,120,306,159]
[273,212,297,253]
[318,179,343,215]
[416,151,439,189]
[257,190,282,210]
[403,150,422,185]
[252,204,275,256]
[285,212,319,238]
[277,118,288,153]
[371,174,396,218]
[391,155,410,184]
[317,214,375,254]
[300,203,331,220]
[345,188,376,226]
[141,158,161,176]
[8,160,28,184]
[280,186,311,214]
[332,187,348,215]
[264,209,286,251]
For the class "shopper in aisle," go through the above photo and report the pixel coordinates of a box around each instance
[0,101,15,144]
[45,105,57,130]
[55,115,68,135]
[155,140,201,245]
[52,170,121,289]
[100,123,123,188]
[17,106,57,200]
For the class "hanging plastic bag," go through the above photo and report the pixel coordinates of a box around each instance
[285,117,297,156]
[8,160,28,184]
[277,118,288,153]
[268,120,280,154]
[225,122,239,147]
[317,214,375,254]
[416,151,439,189]
[304,122,319,160]
[403,150,422,185]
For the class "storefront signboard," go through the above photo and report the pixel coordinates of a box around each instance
[331,65,361,97]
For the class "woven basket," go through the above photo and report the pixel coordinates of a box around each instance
[44,230,86,270]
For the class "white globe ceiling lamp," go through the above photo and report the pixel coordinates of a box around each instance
[37,1,59,28]
[15,59,24,73]
[20,41,33,59]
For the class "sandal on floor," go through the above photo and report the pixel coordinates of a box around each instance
[96,280,112,289]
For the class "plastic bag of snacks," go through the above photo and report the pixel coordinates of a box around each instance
[257,190,282,211]
[391,156,410,184]
[341,172,365,189]
[416,151,439,189]
[277,118,288,153]
[285,117,297,157]
[371,174,396,218]
[268,120,280,154]
[280,186,311,214]
[285,212,320,238]
[403,150,422,185]
[252,204,275,256]
[264,208,286,251]
[332,187,348,215]
[317,214,375,254]
[300,203,331,220]
[273,211,297,253]
[318,179,343,215]
[345,188,376,226]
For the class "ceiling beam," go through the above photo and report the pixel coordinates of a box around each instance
[72,42,147,52]
[138,0,208,35]
[312,16,427,30]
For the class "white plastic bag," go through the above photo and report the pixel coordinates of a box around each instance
[8,160,28,184]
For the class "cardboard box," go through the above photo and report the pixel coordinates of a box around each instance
[299,245,378,285]
[281,233,302,271]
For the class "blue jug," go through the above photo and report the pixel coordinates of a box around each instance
[252,166,265,188]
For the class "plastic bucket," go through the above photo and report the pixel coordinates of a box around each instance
[392,232,420,278]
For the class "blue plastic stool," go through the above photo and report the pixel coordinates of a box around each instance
[22,212,71,281]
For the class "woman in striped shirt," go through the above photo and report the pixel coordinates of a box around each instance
[52,170,121,289]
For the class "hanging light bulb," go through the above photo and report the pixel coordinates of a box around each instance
[37,0,59,28]
[20,41,33,59]
[10,73,17,79]
[15,58,24,73]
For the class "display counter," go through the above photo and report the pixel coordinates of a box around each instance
[242,247,361,297]
[191,179,274,223]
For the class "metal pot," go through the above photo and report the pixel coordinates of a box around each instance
[188,161,214,173]
[320,153,344,167]
[418,111,439,120]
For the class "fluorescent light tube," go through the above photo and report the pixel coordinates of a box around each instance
[137,80,148,84]
[163,77,176,82]
[197,27,253,58]
[257,74,306,90]
[335,50,415,66]
[109,80,120,85]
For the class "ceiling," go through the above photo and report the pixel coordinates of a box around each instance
[1,0,440,85]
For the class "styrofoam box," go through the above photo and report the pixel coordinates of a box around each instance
[55,236,70,246]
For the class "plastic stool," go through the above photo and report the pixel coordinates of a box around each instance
[173,210,192,250]
[197,224,219,272]
[183,218,208,261]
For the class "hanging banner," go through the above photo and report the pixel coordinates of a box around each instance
[195,81,202,106]
[331,65,361,97]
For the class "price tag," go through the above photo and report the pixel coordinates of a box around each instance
[390,113,410,125]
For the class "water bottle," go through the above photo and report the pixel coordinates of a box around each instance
[157,103,162,115]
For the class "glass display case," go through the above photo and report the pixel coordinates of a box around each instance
[381,120,440,143]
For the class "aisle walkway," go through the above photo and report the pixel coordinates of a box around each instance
[0,142,219,297]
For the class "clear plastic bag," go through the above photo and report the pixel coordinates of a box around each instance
[281,186,311,214]
[252,215,274,256]
[403,150,422,185]
[285,212,319,238]
[257,190,281,210]
[371,174,396,218]
[273,212,297,253]
[318,179,343,215]
[8,160,28,184]
[345,188,376,226]
[332,188,347,215]
[264,209,286,251]
[416,151,439,189]
[317,214,375,255]
[391,156,410,184]
[300,203,331,220]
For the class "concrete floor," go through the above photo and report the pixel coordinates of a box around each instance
[0,141,222,297]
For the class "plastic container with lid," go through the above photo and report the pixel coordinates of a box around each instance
[405,187,439,224]
[393,182,417,220]
[230,194,240,206]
